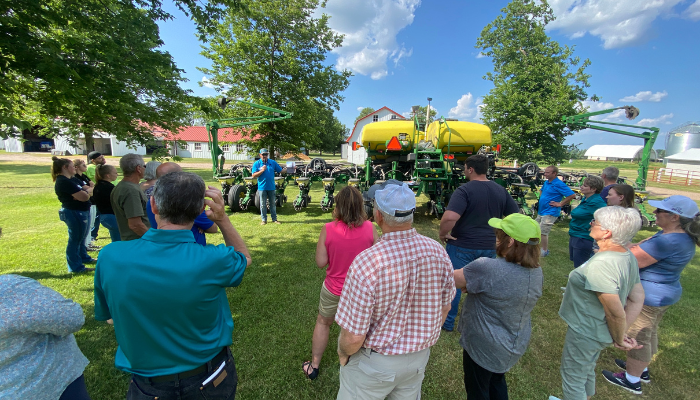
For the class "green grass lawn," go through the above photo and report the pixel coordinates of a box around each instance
[1,160,698,399]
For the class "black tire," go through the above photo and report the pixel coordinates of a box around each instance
[228,184,245,212]
[517,162,539,178]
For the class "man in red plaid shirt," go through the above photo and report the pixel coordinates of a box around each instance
[335,180,455,399]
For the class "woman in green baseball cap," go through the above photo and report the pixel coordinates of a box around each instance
[454,213,543,398]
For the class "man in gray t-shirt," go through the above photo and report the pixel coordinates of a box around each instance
[110,154,150,241]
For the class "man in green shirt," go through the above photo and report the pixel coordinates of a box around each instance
[110,153,150,241]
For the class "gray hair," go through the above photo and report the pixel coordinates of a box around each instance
[153,172,205,225]
[120,153,144,177]
[373,200,413,226]
[602,166,619,182]
[594,206,641,246]
[583,175,605,194]
[144,161,161,180]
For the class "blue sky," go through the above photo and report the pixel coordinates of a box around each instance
[157,0,700,151]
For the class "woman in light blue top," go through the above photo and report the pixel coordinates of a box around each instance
[603,195,700,394]
[0,274,91,399]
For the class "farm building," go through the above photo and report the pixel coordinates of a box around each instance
[342,107,405,165]
[165,126,255,160]
[584,145,658,162]
[664,148,700,173]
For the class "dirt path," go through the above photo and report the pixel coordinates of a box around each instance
[646,186,700,201]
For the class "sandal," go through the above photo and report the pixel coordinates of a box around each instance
[302,361,319,380]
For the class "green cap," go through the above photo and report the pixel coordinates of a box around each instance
[488,214,541,245]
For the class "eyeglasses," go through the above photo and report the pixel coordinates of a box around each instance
[589,220,598,226]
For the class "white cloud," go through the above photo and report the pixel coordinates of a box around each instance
[619,91,668,102]
[357,106,365,112]
[201,76,216,89]
[319,0,420,80]
[200,76,231,92]
[548,0,684,49]
[448,93,479,120]
[476,52,486,59]
[639,113,674,126]
[686,0,700,21]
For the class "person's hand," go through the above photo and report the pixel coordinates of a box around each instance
[106,319,113,325]
[549,201,562,207]
[614,335,643,351]
[440,233,457,243]
[204,186,228,224]
[260,165,267,172]
[339,354,349,367]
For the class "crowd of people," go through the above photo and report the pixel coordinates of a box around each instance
[0,153,698,400]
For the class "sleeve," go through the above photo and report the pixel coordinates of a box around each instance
[503,187,520,216]
[193,211,215,230]
[93,264,112,321]
[557,180,575,197]
[583,258,621,295]
[335,260,373,335]
[442,260,457,306]
[57,178,81,196]
[274,161,283,173]
[639,234,671,262]
[6,277,85,336]
[211,246,248,287]
[446,186,469,215]
[463,258,489,294]
[251,161,260,173]
[123,188,145,219]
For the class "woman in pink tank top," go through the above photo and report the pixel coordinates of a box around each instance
[302,186,377,380]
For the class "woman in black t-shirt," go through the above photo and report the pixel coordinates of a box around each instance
[52,157,94,273]
[93,164,121,242]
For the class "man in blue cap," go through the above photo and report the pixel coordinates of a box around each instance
[251,148,284,225]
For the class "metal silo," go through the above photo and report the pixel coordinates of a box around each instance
[665,122,700,159]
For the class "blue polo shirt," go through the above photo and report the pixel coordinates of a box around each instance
[538,178,575,216]
[146,200,214,246]
[568,194,607,240]
[639,231,696,307]
[94,229,247,376]
[251,159,282,190]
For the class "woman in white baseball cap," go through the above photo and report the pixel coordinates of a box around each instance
[603,195,700,394]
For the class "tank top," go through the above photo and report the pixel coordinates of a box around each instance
[324,220,375,296]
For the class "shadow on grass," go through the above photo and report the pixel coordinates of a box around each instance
[0,162,52,176]
[6,271,76,280]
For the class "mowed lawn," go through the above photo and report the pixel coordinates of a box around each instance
[1,159,699,400]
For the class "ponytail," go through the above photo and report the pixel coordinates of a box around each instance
[679,215,700,247]
[95,164,115,182]
[51,156,72,182]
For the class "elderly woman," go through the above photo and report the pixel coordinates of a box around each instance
[455,213,543,399]
[602,196,700,395]
[52,157,95,273]
[139,161,161,199]
[0,275,91,399]
[557,206,645,400]
[568,175,607,267]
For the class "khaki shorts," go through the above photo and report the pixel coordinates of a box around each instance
[318,282,340,318]
[627,304,671,363]
[536,214,557,236]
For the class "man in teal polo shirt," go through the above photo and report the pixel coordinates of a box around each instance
[537,165,576,257]
[251,148,283,225]
[94,171,251,399]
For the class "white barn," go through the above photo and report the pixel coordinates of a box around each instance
[585,145,658,161]
[664,148,700,173]
[166,126,255,160]
[342,107,405,165]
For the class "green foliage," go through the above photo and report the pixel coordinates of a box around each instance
[355,107,376,122]
[564,143,587,160]
[316,112,348,154]
[150,147,183,162]
[199,0,352,155]
[476,0,592,164]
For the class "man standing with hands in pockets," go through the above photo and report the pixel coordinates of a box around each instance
[251,148,283,225]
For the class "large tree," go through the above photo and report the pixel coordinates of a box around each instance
[0,0,242,147]
[355,107,375,122]
[475,0,592,163]
[199,0,351,154]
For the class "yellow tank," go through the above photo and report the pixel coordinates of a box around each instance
[425,120,491,153]
[360,120,417,152]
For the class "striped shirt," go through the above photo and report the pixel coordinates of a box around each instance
[336,228,455,355]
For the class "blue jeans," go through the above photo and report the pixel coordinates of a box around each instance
[444,243,497,330]
[58,208,92,272]
[91,208,101,240]
[569,236,594,268]
[127,349,238,400]
[259,189,278,222]
[99,213,121,242]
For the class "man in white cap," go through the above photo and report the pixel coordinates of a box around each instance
[335,181,456,400]
[251,148,283,225]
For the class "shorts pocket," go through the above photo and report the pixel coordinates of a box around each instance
[358,360,396,383]
[200,359,238,400]
[126,379,170,400]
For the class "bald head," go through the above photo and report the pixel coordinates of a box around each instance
[156,162,182,178]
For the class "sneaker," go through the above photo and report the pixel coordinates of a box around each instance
[261,221,267,225]
[441,325,453,332]
[72,267,95,274]
[615,359,650,383]
[602,370,642,395]
[273,220,281,224]
[541,250,550,257]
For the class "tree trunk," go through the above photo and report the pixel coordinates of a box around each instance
[84,131,94,158]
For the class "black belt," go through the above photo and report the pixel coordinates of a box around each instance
[148,347,228,383]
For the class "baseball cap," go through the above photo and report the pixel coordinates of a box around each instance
[488,214,541,245]
[367,180,415,217]
[259,148,269,155]
[648,195,699,218]
[88,151,102,160]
